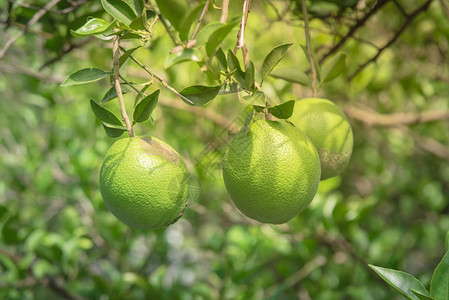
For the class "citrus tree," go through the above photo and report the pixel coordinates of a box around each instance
[0,0,448,299]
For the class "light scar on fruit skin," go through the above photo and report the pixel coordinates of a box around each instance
[140,137,180,164]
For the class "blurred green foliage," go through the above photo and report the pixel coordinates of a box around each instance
[0,0,449,299]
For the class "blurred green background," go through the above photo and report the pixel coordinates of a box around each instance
[0,0,449,299]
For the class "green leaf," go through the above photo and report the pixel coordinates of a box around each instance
[253,105,265,113]
[179,4,205,41]
[430,250,449,299]
[206,56,221,80]
[321,53,346,83]
[206,21,239,56]
[215,48,227,70]
[61,68,112,87]
[219,82,240,95]
[101,0,137,26]
[180,85,221,106]
[119,47,140,67]
[155,0,186,31]
[195,22,223,45]
[227,50,249,90]
[134,84,151,106]
[270,68,310,86]
[133,90,159,123]
[369,265,430,300]
[2,216,20,245]
[261,43,293,83]
[411,290,435,300]
[129,15,147,31]
[90,100,123,126]
[245,61,255,91]
[269,100,295,119]
[125,0,145,16]
[243,90,266,106]
[102,123,125,138]
[101,86,129,103]
[71,18,110,37]
[164,48,203,69]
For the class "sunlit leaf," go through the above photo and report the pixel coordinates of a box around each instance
[369,265,430,300]
[261,43,293,83]
[180,85,221,106]
[133,90,159,123]
[61,68,112,87]
[125,0,145,16]
[101,0,137,26]
[270,68,310,86]
[430,250,449,299]
[71,18,110,37]
[164,48,203,69]
[321,53,346,83]
[155,0,186,31]
[179,3,205,41]
[227,50,250,90]
[206,20,239,56]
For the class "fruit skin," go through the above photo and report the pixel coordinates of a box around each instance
[290,98,353,180]
[222,119,321,224]
[99,137,188,229]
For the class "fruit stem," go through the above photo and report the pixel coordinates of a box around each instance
[301,0,318,97]
[112,34,135,137]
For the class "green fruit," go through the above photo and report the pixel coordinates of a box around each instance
[222,119,321,224]
[99,137,188,229]
[290,98,353,180]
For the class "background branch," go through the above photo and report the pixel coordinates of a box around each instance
[0,0,61,60]
[233,0,251,69]
[348,0,433,81]
[301,0,318,97]
[319,0,390,64]
[344,106,449,127]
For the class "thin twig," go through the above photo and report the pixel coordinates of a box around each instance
[0,61,65,83]
[233,0,251,69]
[344,106,449,127]
[0,0,61,60]
[191,0,210,40]
[120,46,194,105]
[301,0,318,97]
[348,0,433,81]
[113,35,135,137]
[220,0,230,23]
[392,0,408,17]
[39,37,95,70]
[265,256,327,298]
[319,0,390,64]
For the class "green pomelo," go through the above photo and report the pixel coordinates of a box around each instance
[222,119,321,224]
[290,98,353,180]
[99,137,188,229]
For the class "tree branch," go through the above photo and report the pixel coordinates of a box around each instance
[0,0,61,60]
[120,46,194,105]
[191,0,210,40]
[233,0,251,69]
[344,106,449,127]
[39,37,95,70]
[319,0,390,64]
[348,0,433,81]
[220,0,230,23]
[301,0,318,97]
[113,36,135,137]
[0,61,64,83]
